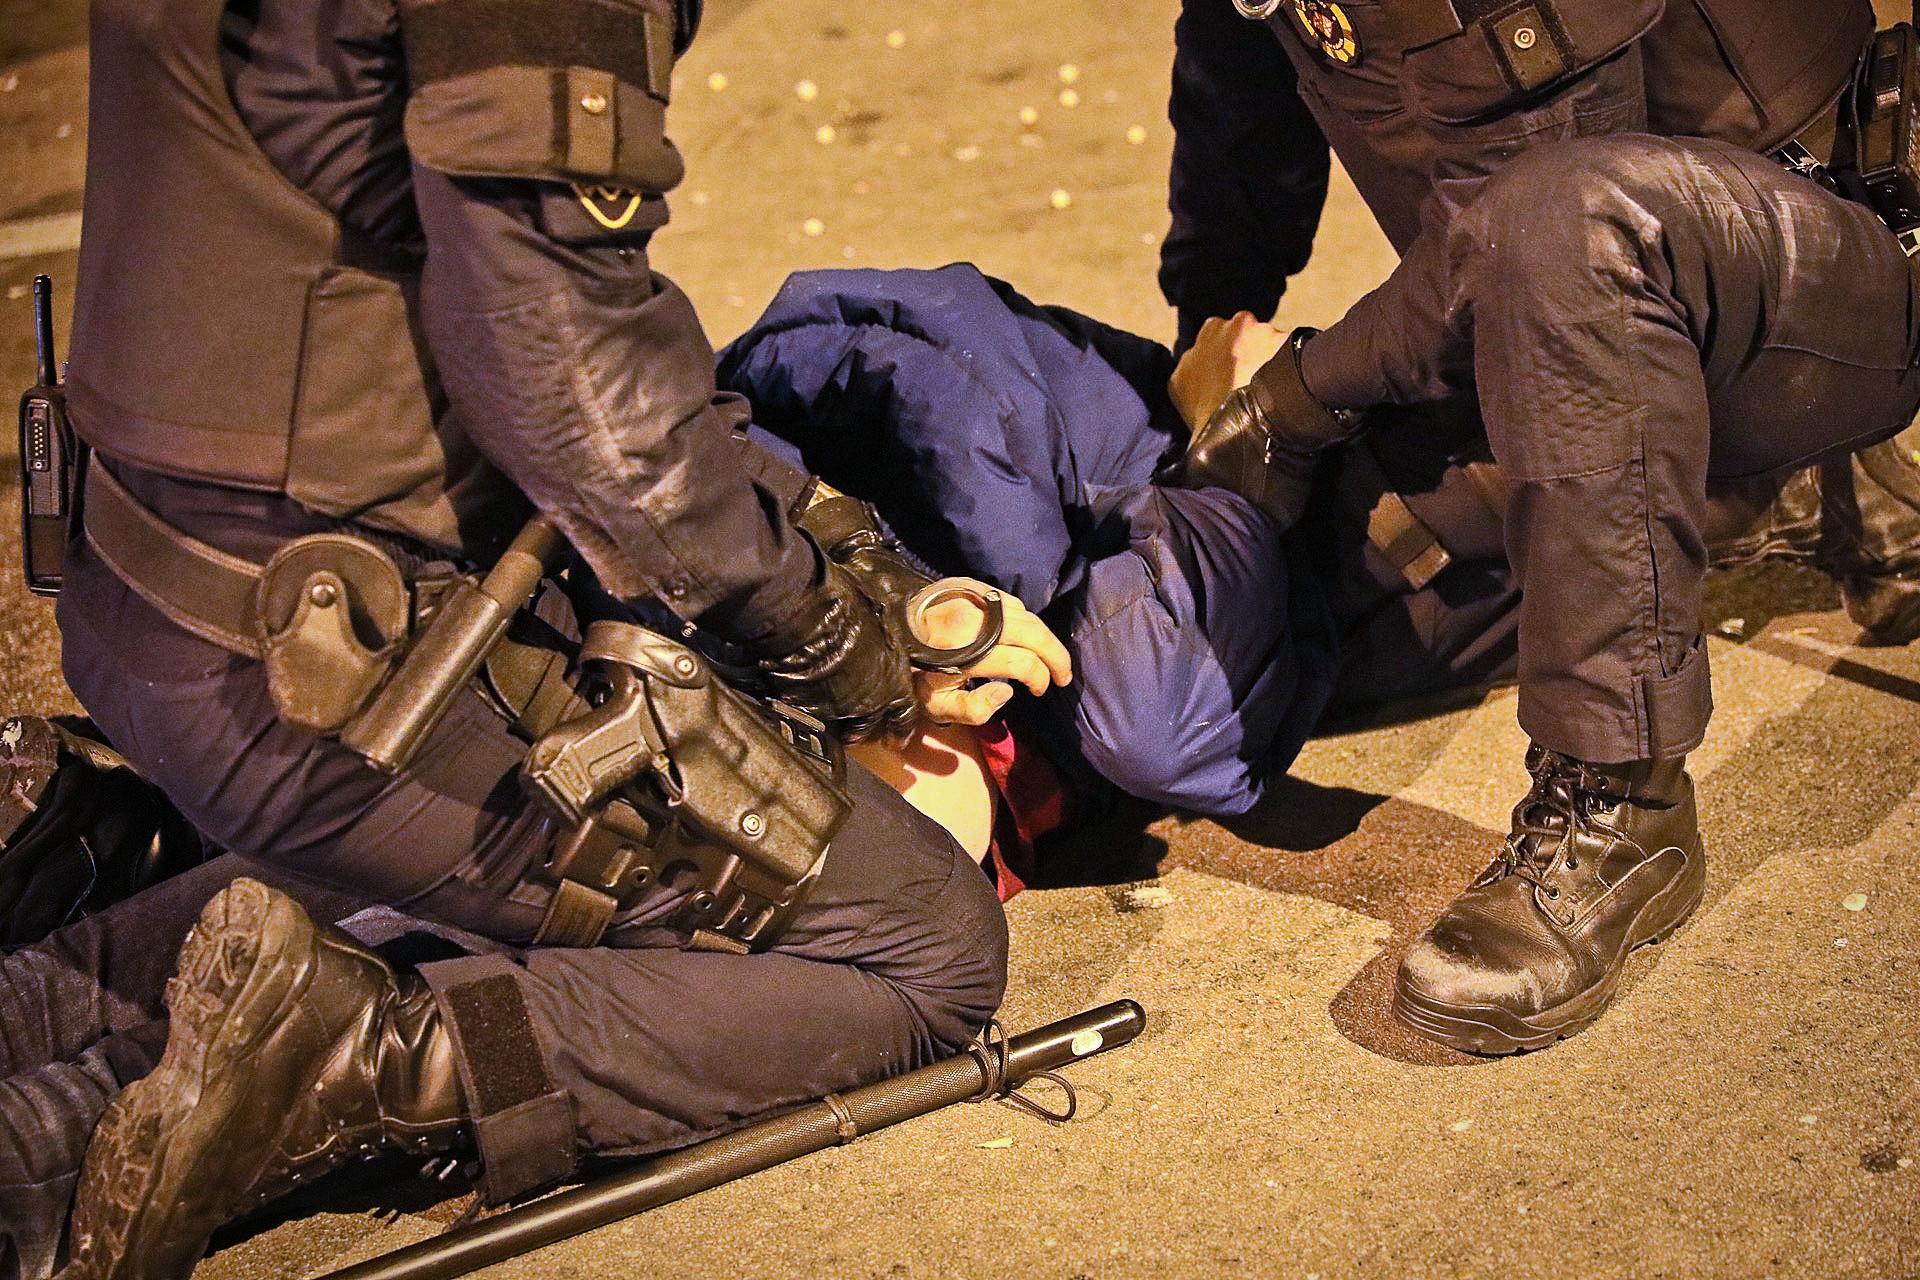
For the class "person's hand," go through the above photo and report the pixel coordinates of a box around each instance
[909,587,1072,726]
[1168,311,1289,432]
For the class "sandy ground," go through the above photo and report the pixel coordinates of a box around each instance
[1,2,1916,1277]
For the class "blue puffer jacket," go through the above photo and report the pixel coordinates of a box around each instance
[718,265,1341,816]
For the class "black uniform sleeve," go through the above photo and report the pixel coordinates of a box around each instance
[1300,0,1659,407]
[396,0,824,642]
[1160,0,1331,350]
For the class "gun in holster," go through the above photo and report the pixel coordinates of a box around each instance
[520,620,851,951]
[17,276,84,597]
[313,517,849,951]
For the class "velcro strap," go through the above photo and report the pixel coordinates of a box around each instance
[82,462,265,657]
[1367,491,1453,592]
[532,877,619,947]
[402,0,676,100]
[1344,442,1455,593]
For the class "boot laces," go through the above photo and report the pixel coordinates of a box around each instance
[1491,751,1619,899]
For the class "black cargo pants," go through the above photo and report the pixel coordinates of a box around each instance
[11,529,1006,1273]
[1310,135,1920,762]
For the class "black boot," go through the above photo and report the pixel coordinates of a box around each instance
[62,878,468,1280]
[1392,748,1707,1055]
[1833,429,1920,645]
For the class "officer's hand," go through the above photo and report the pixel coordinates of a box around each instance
[1169,312,1289,432]
[751,564,919,742]
[1164,327,1359,532]
[910,591,1072,726]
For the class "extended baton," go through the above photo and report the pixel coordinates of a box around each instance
[319,1000,1146,1280]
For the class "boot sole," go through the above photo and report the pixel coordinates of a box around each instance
[1390,854,1707,1056]
[64,877,321,1280]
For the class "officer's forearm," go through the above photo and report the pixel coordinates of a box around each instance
[413,166,821,640]
[1160,0,1329,348]
[1296,223,1463,410]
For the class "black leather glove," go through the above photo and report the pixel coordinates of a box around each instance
[1166,327,1362,530]
[749,560,918,742]
[794,492,932,646]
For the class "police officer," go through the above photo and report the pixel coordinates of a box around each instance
[1165,0,1920,1052]
[41,0,1008,1273]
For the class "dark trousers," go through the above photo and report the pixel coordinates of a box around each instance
[11,534,1006,1275]
[1309,135,1920,762]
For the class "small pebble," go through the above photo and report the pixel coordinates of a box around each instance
[795,79,819,102]
[1,75,18,93]
[1048,188,1074,211]
[801,217,826,237]
[1058,88,1081,109]
[953,144,982,162]
[1799,1114,1820,1127]
[1126,124,1149,144]
[55,123,72,140]
[977,1136,1014,1150]
[1834,937,1849,948]
[885,29,908,49]
[815,124,837,145]
[1058,63,1081,85]
[1900,1157,1914,1169]
[1843,892,1869,912]
[1118,882,1170,910]
[1717,617,1747,638]
[1018,105,1041,127]
[706,71,729,92]
[1448,1118,1473,1133]
[5,285,25,302]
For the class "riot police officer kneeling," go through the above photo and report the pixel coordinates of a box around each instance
[38,0,1009,1274]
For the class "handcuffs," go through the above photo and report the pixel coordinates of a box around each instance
[897,577,1008,674]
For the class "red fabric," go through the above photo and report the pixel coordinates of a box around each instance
[976,721,1073,901]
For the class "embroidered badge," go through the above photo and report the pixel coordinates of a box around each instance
[1291,0,1360,65]
[574,185,645,232]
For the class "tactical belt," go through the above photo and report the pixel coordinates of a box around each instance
[82,461,847,952]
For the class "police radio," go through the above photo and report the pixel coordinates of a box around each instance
[16,275,82,597]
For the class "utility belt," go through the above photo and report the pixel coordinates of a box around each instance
[77,458,852,953]
[1775,18,1920,255]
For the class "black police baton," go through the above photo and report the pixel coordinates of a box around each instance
[319,1000,1146,1280]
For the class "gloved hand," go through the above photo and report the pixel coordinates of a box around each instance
[795,492,933,652]
[750,561,918,742]
[1164,326,1361,531]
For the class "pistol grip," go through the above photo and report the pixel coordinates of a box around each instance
[522,668,663,825]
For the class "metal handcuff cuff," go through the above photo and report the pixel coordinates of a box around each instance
[896,577,1007,673]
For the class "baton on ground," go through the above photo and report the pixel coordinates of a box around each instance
[319,1000,1147,1280]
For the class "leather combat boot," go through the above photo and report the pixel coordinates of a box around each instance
[63,877,468,1280]
[1702,425,1920,645]
[1392,748,1707,1055]
[1831,430,1920,645]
